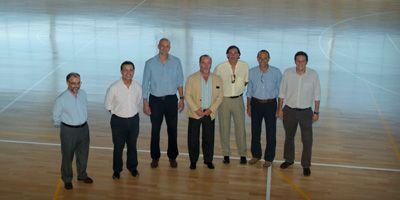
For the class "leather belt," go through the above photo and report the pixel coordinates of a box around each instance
[228,94,243,99]
[62,122,87,128]
[252,97,276,103]
[150,94,175,100]
[286,106,311,111]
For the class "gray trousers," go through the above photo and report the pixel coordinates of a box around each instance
[60,123,90,183]
[218,97,247,156]
[283,106,313,168]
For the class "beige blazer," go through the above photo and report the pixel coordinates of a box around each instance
[185,71,223,120]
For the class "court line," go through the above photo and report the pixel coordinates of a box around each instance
[52,179,62,200]
[365,79,400,161]
[266,166,271,200]
[386,34,400,54]
[1,138,399,172]
[318,11,400,97]
[274,169,311,200]
[0,0,148,115]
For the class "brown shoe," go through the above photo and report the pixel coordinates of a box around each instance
[78,177,93,184]
[248,158,260,165]
[263,161,272,168]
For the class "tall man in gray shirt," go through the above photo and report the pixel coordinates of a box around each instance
[277,51,321,176]
[142,38,184,168]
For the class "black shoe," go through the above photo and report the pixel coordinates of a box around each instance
[112,172,120,179]
[64,182,73,190]
[204,162,215,169]
[223,156,230,164]
[78,176,93,184]
[130,170,139,177]
[151,159,159,168]
[280,161,294,169]
[240,157,247,164]
[303,168,311,176]
[190,162,196,170]
[169,159,178,168]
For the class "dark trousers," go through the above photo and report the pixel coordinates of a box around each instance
[60,123,90,183]
[149,94,179,160]
[282,106,313,168]
[111,114,139,173]
[250,98,277,161]
[187,116,215,163]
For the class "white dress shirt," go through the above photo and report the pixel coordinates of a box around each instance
[214,60,249,97]
[105,79,142,118]
[279,67,321,109]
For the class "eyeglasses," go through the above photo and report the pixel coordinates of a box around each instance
[231,74,236,84]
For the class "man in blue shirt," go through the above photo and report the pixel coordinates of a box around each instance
[246,50,282,168]
[142,38,184,168]
[53,72,93,190]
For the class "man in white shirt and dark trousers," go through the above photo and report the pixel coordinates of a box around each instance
[214,45,249,164]
[277,51,321,176]
[105,61,142,179]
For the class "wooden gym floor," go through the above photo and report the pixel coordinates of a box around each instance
[0,0,399,199]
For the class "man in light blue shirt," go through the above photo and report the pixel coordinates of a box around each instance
[246,50,282,167]
[53,72,93,190]
[142,38,184,168]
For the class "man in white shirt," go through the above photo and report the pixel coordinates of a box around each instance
[277,51,321,176]
[105,61,142,179]
[214,45,249,164]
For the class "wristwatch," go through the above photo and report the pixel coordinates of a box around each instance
[179,96,185,100]
[313,111,319,115]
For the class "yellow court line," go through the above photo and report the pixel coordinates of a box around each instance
[365,83,400,161]
[52,178,62,200]
[380,115,400,160]
[274,169,311,200]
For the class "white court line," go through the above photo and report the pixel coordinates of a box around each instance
[0,0,148,115]
[266,166,272,200]
[1,138,399,173]
[386,34,400,54]
[318,11,400,97]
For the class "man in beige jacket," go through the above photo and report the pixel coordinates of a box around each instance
[185,54,223,170]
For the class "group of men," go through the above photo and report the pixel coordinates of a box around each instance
[52,38,321,190]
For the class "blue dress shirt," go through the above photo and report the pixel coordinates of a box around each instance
[246,65,282,99]
[142,54,184,99]
[201,76,213,109]
[53,89,88,126]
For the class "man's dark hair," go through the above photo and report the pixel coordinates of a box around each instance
[226,45,241,56]
[120,60,135,71]
[257,50,270,58]
[199,54,212,64]
[294,51,308,62]
[66,72,80,82]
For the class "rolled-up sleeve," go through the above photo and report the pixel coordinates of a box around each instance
[246,76,253,97]
[105,86,114,111]
[142,61,151,100]
[176,60,184,88]
[53,98,62,126]
[278,71,287,99]
[314,73,321,101]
